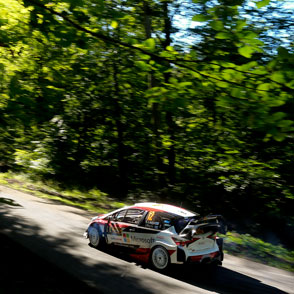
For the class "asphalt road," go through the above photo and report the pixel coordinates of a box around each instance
[0,185,293,294]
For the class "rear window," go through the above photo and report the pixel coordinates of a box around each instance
[174,217,198,234]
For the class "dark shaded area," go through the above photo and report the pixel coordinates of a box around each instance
[0,198,154,294]
[93,245,288,294]
[166,264,288,294]
[0,233,99,294]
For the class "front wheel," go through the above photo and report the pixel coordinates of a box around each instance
[150,246,170,271]
[88,226,101,248]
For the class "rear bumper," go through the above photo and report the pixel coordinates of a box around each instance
[186,251,222,265]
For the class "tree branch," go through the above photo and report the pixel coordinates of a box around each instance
[24,0,288,93]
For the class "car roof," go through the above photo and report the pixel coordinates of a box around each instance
[132,202,197,217]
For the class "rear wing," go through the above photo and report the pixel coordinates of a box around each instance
[179,214,227,239]
[198,214,227,234]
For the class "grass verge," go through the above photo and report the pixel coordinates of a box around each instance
[223,231,294,272]
[0,172,126,213]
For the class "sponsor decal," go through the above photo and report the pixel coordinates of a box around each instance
[109,224,122,235]
[111,236,123,242]
[130,235,155,244]
[147,211,155,221]
[123,233,130,243]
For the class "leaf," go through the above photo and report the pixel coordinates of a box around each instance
[256,0,270,9]
[271,72,285,83]
[216,81,229,88]
[225,150,240,154]
[210,20,224,31]
[240,61,258,71]
[272,112,287,121]
[236,20,247,31]
[277,120,293,128]
[178,82,193,87]
[257,83,271,91]
[277,47,289,59]
[111,20,118,29]
[144,38,155,50]
[215,32,231,39]
[0,18,8,26]
[135,61,150,71]
[238,46,254,58]
[231,88,244,98]
[192,14,211,22]
[273,133,286,142]
[139,53,151,60]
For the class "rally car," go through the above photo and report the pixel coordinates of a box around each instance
[84,202,225,271]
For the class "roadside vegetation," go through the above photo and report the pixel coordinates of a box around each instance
[223,232,294,272]
[0,172,125,213]
[1,171,293,273]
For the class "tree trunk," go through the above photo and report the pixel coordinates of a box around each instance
[113,61,128,197]
[143,1,165,187]
[163,0,176,184]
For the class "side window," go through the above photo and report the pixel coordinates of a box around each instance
[111,210,127,222]
[124,209,145,225]
[144,211,175,230]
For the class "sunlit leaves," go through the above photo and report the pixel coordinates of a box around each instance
[210,20,224,31]
[257,83,271,91]
[215,32,232,39]
[270,72,285,83]
[192,14,211,22]
[256,0,271,9]
[144,38,156,51]
[111,20,118,29]
[238,45,255,58]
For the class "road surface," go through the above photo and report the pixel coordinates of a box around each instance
[0,185,293,294]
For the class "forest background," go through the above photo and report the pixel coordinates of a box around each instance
[0,0,294,251]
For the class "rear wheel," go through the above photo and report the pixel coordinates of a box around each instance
[150,246,170,271]
[216,237,224,262]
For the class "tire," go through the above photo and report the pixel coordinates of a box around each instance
[150,246,170,271]
[88,226,101,248]
[216,237,224,262]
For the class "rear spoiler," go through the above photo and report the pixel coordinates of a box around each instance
[179,214,227,239]
[198,214,227,234]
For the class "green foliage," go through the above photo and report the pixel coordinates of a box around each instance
[0,0,294,262]
[224,232,294,272]
[0,172,126,212]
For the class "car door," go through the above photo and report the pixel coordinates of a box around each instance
[119,209,146,248]
[105,209,127,245]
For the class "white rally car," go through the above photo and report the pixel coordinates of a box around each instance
[84,202,225,271]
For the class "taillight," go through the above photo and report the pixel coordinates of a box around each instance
[172,237,200,246]
[172,237,186,246]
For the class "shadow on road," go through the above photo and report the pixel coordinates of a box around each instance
[0,197,288,294]
[97,245,287,294]
[166,264,286,294]
[0,196,22,207]
[0,199,153,294]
